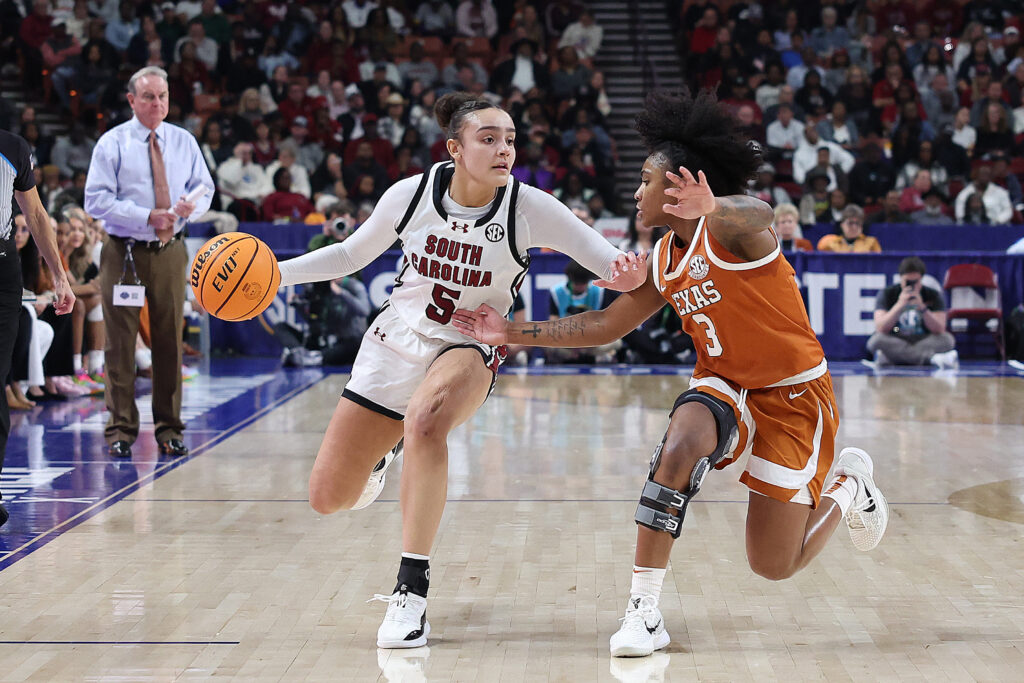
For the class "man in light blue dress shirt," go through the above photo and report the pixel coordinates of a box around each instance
[84,65,213,459]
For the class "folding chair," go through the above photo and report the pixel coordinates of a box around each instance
[943,263,1005,360]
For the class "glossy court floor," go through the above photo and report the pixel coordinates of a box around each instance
[0,359,1022,682]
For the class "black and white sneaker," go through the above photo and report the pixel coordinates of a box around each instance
[835,447,889,551]
[353,439,403,510]
[609,595,670,657]
[371,587,430,649]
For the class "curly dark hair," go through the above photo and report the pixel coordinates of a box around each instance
[634,88,761,196]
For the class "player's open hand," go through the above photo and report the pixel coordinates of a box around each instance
[595,250,646,291]
[663,167,716,220]
[452,304,509,345]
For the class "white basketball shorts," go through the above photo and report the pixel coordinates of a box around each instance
[343,303,505,420]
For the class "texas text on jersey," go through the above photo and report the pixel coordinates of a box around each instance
[652,216,825,390]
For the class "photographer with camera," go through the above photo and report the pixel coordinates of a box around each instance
[308,200,359,252]
[867,256,958,369]
[277,201,371,366]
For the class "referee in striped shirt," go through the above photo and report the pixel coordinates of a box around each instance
[0,129,75,527]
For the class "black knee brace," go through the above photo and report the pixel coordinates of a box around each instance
[634,390,740,538]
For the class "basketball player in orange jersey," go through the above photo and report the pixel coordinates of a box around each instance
[273,92,649,649]
[453,89,889,658]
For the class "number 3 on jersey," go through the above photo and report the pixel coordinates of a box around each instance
[692,313,723,357]
[426,283,462,324]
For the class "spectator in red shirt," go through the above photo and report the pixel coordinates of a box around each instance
[343,114,394,167]
[343,139,391,195]
[873,63,913,112]
[263,168,314,222]
[721,77,763,123]
[898,169,932,213]
[18,0,53,91]
[304,20,336,74]
[388,145,425,183]
[19,0,52,49]
[310,108,343,152]
[689,6,719,55]
[43,20,82,107]
[872,0,916,29]
[278,81,322,128]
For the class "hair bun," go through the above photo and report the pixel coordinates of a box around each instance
[435,92,482,132]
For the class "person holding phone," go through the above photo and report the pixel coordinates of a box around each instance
[867,256,958,368]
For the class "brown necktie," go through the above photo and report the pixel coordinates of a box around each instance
[149,131,171,209]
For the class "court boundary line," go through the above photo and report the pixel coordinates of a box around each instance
[0,374,326,572]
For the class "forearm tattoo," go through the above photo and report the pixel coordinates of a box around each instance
[513,316,589,344]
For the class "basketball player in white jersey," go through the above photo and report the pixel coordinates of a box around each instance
[276,92,646,648]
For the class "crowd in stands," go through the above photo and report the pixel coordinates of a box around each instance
[4,1,1022,253]
[3,0,1022,383]
[672,0,1024,249]
[2,0,616,229]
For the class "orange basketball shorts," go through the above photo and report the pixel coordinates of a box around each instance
[688,371,839,508]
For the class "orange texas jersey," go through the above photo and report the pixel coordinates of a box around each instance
[652,216,825,389]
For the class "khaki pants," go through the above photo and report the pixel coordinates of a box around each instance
[867,332,955,365]
[99,237,187,445]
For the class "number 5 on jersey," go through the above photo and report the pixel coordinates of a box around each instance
[692,313,723,357]
[426,283,462,324]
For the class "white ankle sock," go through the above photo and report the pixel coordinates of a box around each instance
[401,552,429,561]
[630,566,666,601]
[73,354,82,372]
[822,474,858,516]
[88,351,104,374]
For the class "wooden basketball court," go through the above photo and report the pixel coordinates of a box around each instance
[1,367,1022,681]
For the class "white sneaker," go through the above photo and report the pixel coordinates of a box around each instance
[353,439,403,510]
[930,349,959,370]
[834,447,889,551]
[609,595,670,658]
[371,589,430,649]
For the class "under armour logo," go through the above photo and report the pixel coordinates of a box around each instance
[373,327,386,341]
[451,220,469,233]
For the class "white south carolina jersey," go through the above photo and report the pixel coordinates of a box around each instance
[388,161,529,343]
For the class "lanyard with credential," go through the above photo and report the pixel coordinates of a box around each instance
[119,239,141,285]
[113,239,146,307]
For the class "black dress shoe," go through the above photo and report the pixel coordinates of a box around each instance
[108,440,132,458]
[158,438,189,456]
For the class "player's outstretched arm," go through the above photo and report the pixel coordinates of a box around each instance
[276,177,420,287]
[453,264,664,348]
[662,166,774,242]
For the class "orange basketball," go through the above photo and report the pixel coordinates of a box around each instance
[190,232,281,321]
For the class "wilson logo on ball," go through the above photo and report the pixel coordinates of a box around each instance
[190,232,280,321]
[190,235,232,288]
